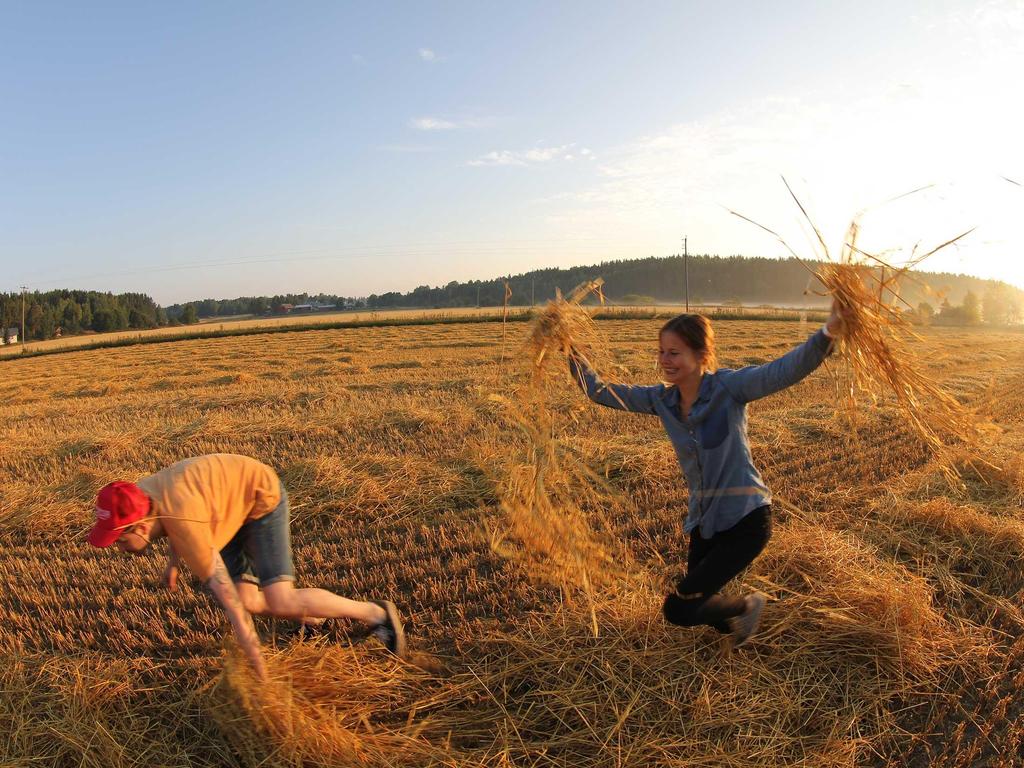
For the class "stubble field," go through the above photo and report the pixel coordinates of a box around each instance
[0,306,527,358]
[1,318,1023,767]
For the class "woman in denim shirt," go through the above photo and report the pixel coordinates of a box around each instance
[570,302,845,647]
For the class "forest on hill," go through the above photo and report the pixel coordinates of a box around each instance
[359,255,1023,314]
[165,255,1023,320]
[4,255,1022,343]
[0,290,163,342]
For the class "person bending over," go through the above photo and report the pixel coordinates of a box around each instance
[87,453,406,679]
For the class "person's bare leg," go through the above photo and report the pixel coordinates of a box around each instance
[236,581,270,615]
[262,581,386,625]
[241,581,329,633]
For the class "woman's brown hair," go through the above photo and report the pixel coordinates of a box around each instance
[660,314,717,372]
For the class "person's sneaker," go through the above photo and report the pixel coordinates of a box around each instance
[729,593,767,649]
[369,600,406,659]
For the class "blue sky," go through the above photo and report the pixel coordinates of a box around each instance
[3,1,1022,304]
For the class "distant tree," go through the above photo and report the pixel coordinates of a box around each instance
[936,298,965,326]
[26,303,43,340]
[1009,294,1023,324]
[180,304,199,324]
[121,292,159,328]
[92,307,123,332]
[916,301,935,325]
[128,308,150,328]
[0,296,17,330]
[40,304,58,339]
[962,291,982,325]
[982,283,1012,325]
[61,300,83,334]
[249,297,270,315]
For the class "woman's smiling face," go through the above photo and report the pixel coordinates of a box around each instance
[658,329,702,385]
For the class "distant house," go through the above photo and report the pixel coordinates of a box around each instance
[2,327,18,344]
[272,302,336,315]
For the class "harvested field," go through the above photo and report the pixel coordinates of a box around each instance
[0,304,824,359]
[0,307,531,358]
[2,319,1023,767]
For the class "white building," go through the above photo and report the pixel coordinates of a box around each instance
[2,328,18,345]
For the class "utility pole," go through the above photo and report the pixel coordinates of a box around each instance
[19,285,28,350]
[531,278,535,306]
[683,237,689,312]
[476,284,480,308]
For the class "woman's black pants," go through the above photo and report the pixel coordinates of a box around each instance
[662,505,772,633]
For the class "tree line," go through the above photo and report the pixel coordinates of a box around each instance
[162,293,348,321]
[5,255,1022,343]
[149,255,1024,326]
[362,255,1023,324]
[920,284,1022,326]
[0,290,165,342]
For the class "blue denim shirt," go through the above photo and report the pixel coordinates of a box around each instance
[570,328,833,538]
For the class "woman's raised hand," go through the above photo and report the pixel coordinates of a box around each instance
[825,297,853,337]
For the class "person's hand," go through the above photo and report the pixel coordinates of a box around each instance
[825,297,853,337]
[250,651,269,683]
[162,561,179,592]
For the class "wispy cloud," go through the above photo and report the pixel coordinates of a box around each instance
[409,114,498,132]
[942,0,1024,45]
[377,144,440,154]
[469,143,591,167]
[540,64,1023,285]
[411,117,457,131]
[351,53,366,66]
[418,48,441,62]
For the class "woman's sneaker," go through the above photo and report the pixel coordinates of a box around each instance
[369,600,406,659]
[729,593,767,649]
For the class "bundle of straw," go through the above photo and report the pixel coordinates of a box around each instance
[490,278,641,625]
[820,259,983,474]
[489,393,630,593]
[525,279,607,381]
[208,642,435,767]
[733,183,990,483]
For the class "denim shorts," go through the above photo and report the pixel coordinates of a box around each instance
[220,483,296,586]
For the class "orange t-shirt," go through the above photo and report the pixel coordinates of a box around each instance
[136,454,281,580]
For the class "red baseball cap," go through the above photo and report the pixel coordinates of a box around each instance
[88,481,151,548]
